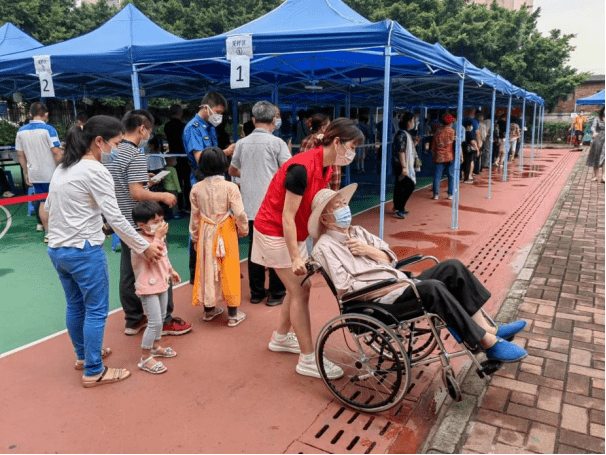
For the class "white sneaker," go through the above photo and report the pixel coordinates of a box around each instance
[2,191,14,198]
[268,331,300,354]
[36,224,44,232]
[296,356,344,379]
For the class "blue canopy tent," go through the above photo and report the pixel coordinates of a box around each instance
[576,89,605,106]
[132,0,543,233]
[0,5,187,100]
[0,23,43,96]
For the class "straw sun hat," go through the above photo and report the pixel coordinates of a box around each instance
[307,183,358,240]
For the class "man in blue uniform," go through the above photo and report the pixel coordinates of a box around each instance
[182,91,235,185]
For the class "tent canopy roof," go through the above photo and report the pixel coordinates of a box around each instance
[0,23,42,56]
[576,89,605,106]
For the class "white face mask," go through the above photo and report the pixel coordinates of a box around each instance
[139,129,151,149]
[148,223,159,234]
[335,141,356,166]
[205,105,223,127]
[274,118,282,130]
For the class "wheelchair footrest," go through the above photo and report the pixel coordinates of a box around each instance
[476,359,503,378]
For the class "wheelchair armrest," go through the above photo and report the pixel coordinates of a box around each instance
[341,278,398,303]
[396,254,440,270]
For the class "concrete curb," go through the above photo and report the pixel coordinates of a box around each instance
[420,150,586,454]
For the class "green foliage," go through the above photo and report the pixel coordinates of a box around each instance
[0,0,119,44]
[0,120,19,146]
[543,122,570,142]
[345,0,588,110]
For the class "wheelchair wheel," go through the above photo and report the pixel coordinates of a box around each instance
[316,314,411,413]
[399,317,440,363]
[443,369,462,402]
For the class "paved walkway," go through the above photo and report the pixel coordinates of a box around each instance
[0,147,586,454]
[423,148,605,454]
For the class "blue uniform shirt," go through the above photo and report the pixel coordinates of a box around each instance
[182,114,218,172]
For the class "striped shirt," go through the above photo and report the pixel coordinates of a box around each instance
[104,140,149,227]
[15,120,61,183]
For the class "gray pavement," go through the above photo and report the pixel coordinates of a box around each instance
[421,148,605,454]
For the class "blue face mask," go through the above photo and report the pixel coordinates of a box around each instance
[332,206,351,228]
[101,142,119,164]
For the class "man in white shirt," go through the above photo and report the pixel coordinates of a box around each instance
[229,101,291,306]
[16,102,63,241]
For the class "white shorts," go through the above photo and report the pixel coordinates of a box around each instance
[251,227,308,269]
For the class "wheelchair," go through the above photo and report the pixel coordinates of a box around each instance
[303,254,507,413]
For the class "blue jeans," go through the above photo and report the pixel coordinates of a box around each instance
[433,161,455,196]
[48,241,109,376]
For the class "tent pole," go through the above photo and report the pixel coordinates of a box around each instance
[503,95,512,182]
[519,97,526,171]
[540,105,545,150]
[73,99,77,121]
[131,65,141,110]
[451,76,464,230]
[487,88,496,200]
[418,104,425,158]
[531,102,537,165]
[379,45,392,240]
[344,93,351,186]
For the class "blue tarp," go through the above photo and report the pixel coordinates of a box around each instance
[576,89,605,106]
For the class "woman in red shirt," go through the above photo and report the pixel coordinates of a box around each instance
[431,115,456,200]
[252,118,363,379]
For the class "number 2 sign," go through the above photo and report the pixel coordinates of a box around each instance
[33,55,55,98]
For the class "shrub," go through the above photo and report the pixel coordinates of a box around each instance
[0,120,19,146]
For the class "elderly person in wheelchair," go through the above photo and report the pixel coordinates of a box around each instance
[308,184,528,364]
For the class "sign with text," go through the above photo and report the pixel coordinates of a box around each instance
[33,55,55,97]
[226,34,253,60]
[230,55,250,89]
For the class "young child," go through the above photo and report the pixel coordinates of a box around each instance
[131,201,181,374]
[189,146,248,327]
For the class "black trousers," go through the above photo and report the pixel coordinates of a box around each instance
[175,160,191,211]
[462,150,475,180]
[393,175,415,212]
[386,259,491,347]
[120,241,174,328]
[248,220,286,300]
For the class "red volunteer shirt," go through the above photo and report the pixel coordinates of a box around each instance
[254,146,333,241]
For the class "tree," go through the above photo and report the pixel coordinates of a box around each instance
[0,0,119,44]
[345,0,588,110]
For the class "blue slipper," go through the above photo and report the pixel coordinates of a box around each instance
[485,338,528,363]
[496,320,527,339]
[447,327,462,343]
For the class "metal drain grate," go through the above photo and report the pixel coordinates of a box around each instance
[467,154,575,284]
[289,401,402,454]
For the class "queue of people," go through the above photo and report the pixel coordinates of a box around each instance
[31,92,539,389]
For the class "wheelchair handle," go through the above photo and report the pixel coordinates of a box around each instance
[301,260,322,287]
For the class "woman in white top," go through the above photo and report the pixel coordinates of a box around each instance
[46,115,162,388]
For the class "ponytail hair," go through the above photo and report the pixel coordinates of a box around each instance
[320,117,364,147]
[62,115,124,168]
[306,113,330,134]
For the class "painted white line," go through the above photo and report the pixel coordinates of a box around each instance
[0,205,12,240]
[1,181,432,358]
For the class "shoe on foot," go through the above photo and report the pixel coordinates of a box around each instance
[36,223,44,232]
[485,338,527,363]
[463,179,473,184]
[393,210,406,219]
[162,316,192,335]
[296,355,344,379]
[447,195,453,200]
[2,191,15,198]
[432,195,439,200]
[250,293,266,304]
[125,316,148,335]
[495,320,526,339]
[268,331,300,354]
[138,356,167,375]
[44,234,49,243]
[228,310,246,327]
[266,295,285,307]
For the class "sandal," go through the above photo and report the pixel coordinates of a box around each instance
[74,347,112,370]
[137,356,167,375]
[228,310,247,328]
[150,346,177,358]
[82,366,131,388]
[203,307,224,322]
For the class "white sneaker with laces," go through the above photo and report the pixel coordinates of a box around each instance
[268,331,300,354]
[296,355,344,379]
